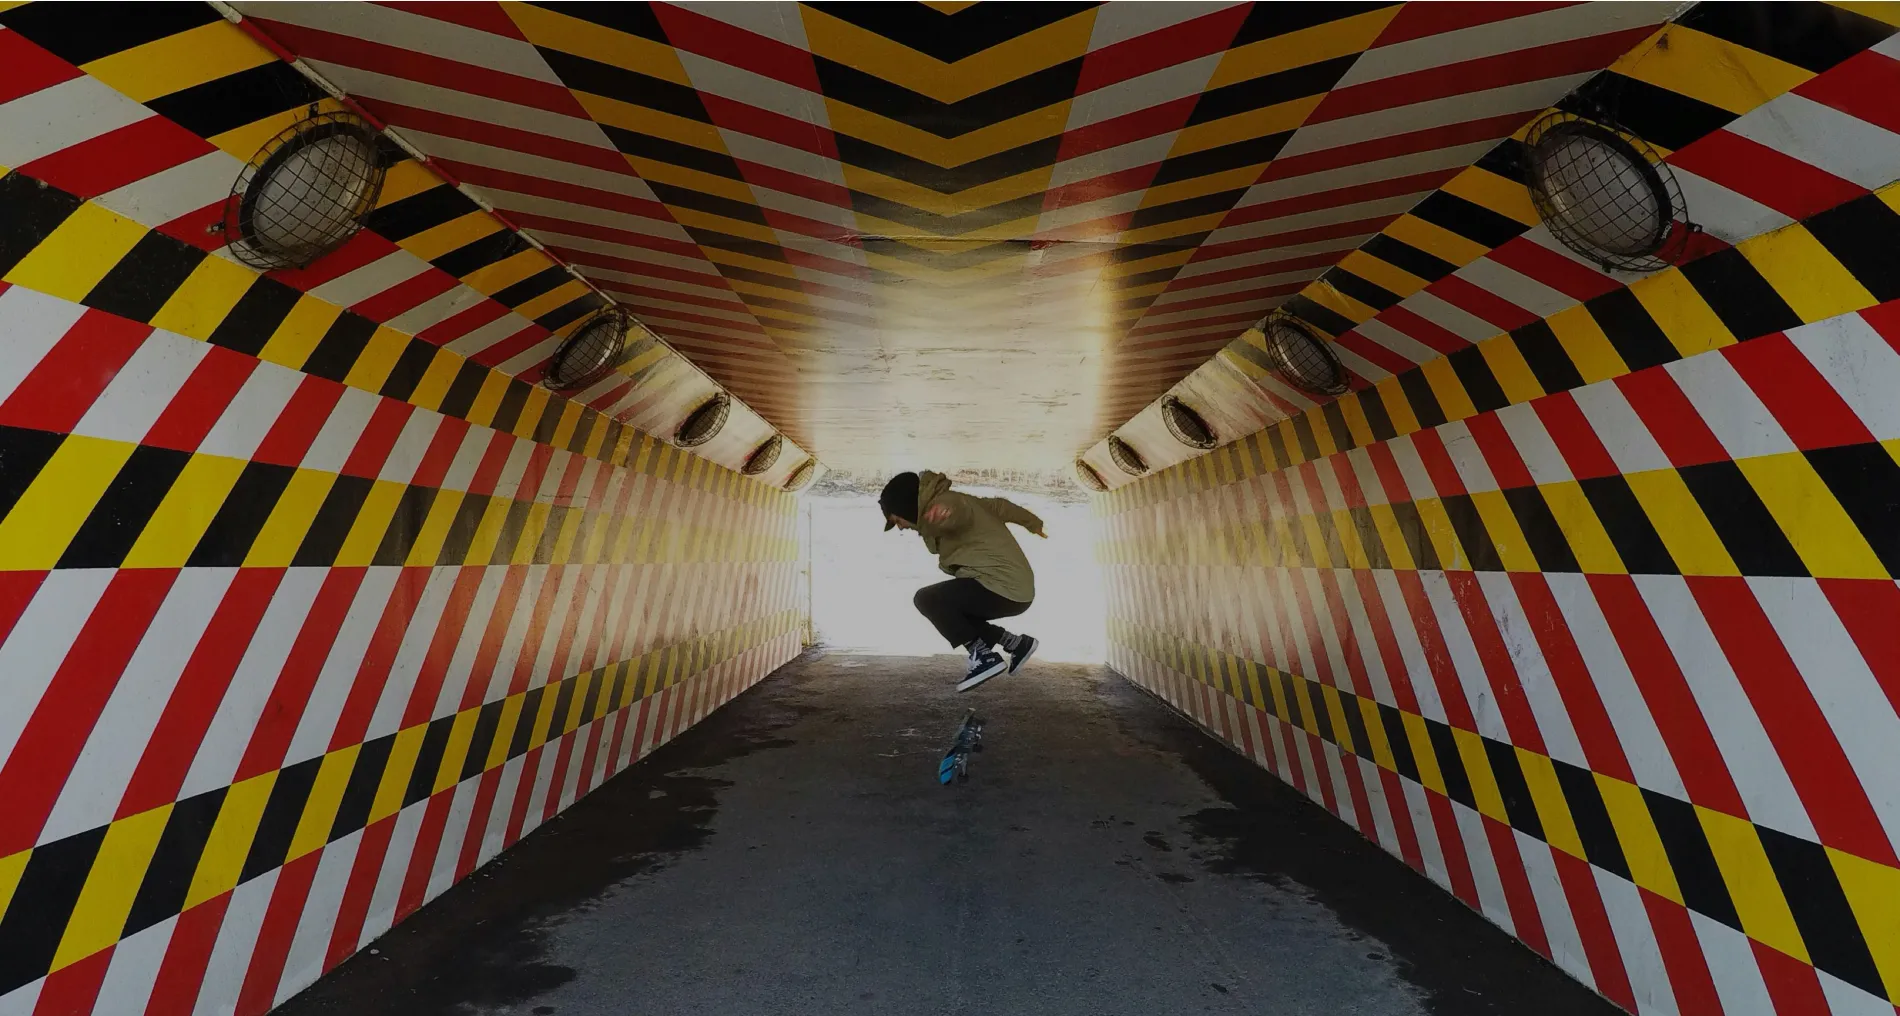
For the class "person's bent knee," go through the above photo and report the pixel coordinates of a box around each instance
[912,586,936,613]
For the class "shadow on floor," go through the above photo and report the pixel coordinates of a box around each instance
[277,651,1619,1016]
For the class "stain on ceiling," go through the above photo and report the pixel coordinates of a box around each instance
[229,0,1680,476]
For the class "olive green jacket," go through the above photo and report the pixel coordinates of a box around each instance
[914,471,1042,603]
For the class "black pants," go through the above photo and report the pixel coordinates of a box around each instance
[913,578,1030,649]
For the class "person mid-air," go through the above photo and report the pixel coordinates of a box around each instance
[879,471,1044,691]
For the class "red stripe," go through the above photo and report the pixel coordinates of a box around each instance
[17,115,212,200]
[1531,390,1620,480]
[1484,817,1551,959]
[650,4,821,92]
[1507,573,1635,781]
[156,200,229,254]
[1306,730,1341,815]
[1339,747,1379,835]
[1391,571,1482,730]
[1260,111,1536,183]
[1407,426,1469,495]
[251,18,582,116]
[1312,28,1654,125]
[378,1,527,40]
[1586,574,1748,815]
[268,230,399,292]
[1463,411,1534,488]
[1614,368,1728,467]
[328,568,434,751]
[502,743,543,846]
[229,568,364,784]
[454,766,505,880]
[441,161,675,223]
[1352,570,1425,714]
[144,344,258,452]
[251,375,346,468]
[700,92,839,161]
[363,99,636,177]
[408,415,470,490]
[1221,169,1458,230]
[417,296,508,346]
[1373,2,1577,47]
[0,28,81,103]
[145,893,233,1016]
[349,266,461,323]
[233,851,322,1016]
[1486,236,1618,301]
[0,309,152,433]
[1375,305,1471,356]
[394,791,456,923]
[1426,791,1483,909]
[1690,576,1897,864]
[1640,890,1726,1016]
[32,943,113,1016]
[0,571,47,658]
[503,209,703,262]
[1722,332,1874,450]
[1752,938,1831,1015]
[466,323,547,367]
[324,814,393,969]
[1335,329,1419,375]
[1822,578,1900,717]
[0,568,176,855]
[1078,6,1249,93]
[1429,274,1537,331]
[1549,848,1638,1010]
[1795,48,1900,135]
[401,566,489,728]
[454,566,531,711]
[1442,572,1550,752]
[1669,129,1869,221]
[462,429,516,498]
[339,398,416,479]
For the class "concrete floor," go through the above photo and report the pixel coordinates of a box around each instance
[277,652,1619,1016]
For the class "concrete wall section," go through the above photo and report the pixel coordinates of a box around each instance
[1097,18,1900,1016]
[0,18,805,1016]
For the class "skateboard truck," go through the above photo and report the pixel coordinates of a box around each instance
[938,709,985,784]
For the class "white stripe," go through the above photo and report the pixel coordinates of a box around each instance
[1281,76,1591,158]
[360,800,428,946]
[480,754,526,866]
[1405,290,1502,343]
[1493,400,1574,486]
[92,150,243,228]
[0,75,149,165]
[434,565,512,718]
[275,830,363,1006]
[1242,140,1497,205]
[1355,317,1445,366]
[364,567,464,739]
[376,407,452,485]
[309,60,613,150]
[1787,310,1900,442]
[197,358,303,463]
[1067,53,1222,130]
[1664,350,1795,459]
[297,384,385,475]
[1451,799,1514,932]
[233,1,565,84]
[438,424,502,495]
[1728,92,1900,192]
[400,128,657,204]
[1474,571,1589,768]
[192,867,279,1016]
[285,567,407,765]
[424,778,480,901]
[1593,866,1680,1016]
[1567,379,1672,475]
[384,283,489,336]
[1339,2,1677,87]
[1670,165,1794,244]
[0,571,116,775]
[443,309,534,358]
[71,327,211,445]
[308,250,436,310]
[1542,572,1686,798]
[1690,910,1777,1016]
[1438,419,1500,493]
[0,285,89,406]
[94,914,176,1016]
[1819,968,1897,1016]
[44,569,237,843]
[1419,571,1514,741]
[1457,255,1577,320]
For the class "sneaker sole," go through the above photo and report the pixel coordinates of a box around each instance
[956,659,1008,692]
[1008,637,1039,674]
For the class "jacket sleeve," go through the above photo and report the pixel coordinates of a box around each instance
[921,491,977,534]
[977,496,1044,535]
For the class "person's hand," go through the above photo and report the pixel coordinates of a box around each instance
[923,503,950,524]
[1034,528,1048,538]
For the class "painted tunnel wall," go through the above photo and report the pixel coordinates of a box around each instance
[1098,11,1900,1016]
[0,12,805,1016]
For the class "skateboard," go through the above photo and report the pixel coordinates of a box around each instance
[937,709,985,784]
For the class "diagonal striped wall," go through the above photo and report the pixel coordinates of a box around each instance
[0,11,811,1016]
[1095,15,1900,1006]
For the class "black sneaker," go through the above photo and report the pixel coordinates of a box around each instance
[957,646,1008,692]
[1002,633,1038,673]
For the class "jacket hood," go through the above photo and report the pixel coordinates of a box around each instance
[917,470,952,509]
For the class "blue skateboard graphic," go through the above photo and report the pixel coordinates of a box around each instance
[938,709,984,784]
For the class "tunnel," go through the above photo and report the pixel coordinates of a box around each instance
[2,2,1898,1013]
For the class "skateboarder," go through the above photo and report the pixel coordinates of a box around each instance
[880,471,1043,691]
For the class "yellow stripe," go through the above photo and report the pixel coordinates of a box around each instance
[258,297,344,373]
[1733,452,1888,579]
[1594,775,1683,903]
[81,20,273,102]
[3,202,147,302]
[1698,807,1810,963]
[1451,728,1510,823]
[342,325,413,393]
[1540,481,1626,574]
[185,772,277,909]
[0,435,136,570]
[403,490,467,567]
[1439,168,1537,226]
[1631,269,1736,358]
[376,163,444,208]
[52,803,172,969]
[120,454,246,567]
[503,1,693,86]
[1419,358,1479,422]
[433,709,482,794]
[370,726,428,825]
[1546,303,1629,384]
[336,480,408,567]
[1383,215,1491,267]
[1743,224,1878,323]
[0,848,28,920]
[150,258,258,342]
[400,211,505,264]
[798,4,1094,102]
[1518,750,1586,859]
[1613,24,1813,116]
[244,470,337,567]
[1829,846,1900,998]
[408,349,465,413]
[287,745,360,862]
[1477,332,1546,405]
[1204,7,1397,91]
[1468,490,1540,572]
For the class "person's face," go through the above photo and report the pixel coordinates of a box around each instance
[887,513,913,531]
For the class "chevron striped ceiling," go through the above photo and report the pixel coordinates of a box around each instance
[227,0,1682,476]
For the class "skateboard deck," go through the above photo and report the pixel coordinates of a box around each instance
[937,709,984,784]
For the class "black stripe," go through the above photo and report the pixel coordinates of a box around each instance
[1509,320,1584,395]
[1320,401,1355,453]
[488,380,533,433]
[435,493,492,566]
[84,232,206,321]
[208,279,301,356]
[146,62,324,139]
[491,266,573,308]
[0,171,84,275]
[490,501,536,565]
[531,399,566,447]
[1474,141,1528,185]
[1266,425,1292,470]
[1362,235,1455,282]
[433,228,531,279]
[1424,720,1475,809]
[0,426,66,522]
[300,313,380,383]
[240,755,324,883]
[1356,389,1398,442]
[330,734,395,841]
[187,461,297,567]
[461,700,506,781]
[1231,3,1385,46]
[1677,247,1800,339]
[1501,486,1581,573]
[539,47,708,120]
[1408,192,1525,249]
[1446,345,1509,414]
[379,339,439,403]
[1396,369,1446,429]
[811,1,1096,62]
[0,2,219,65]
[123,787,227,937]
[1126,189,1249,232]
[1552,759,1627,879]
[565,410,599,455]
[537,294,605,333]
[1560,72,1736,152]
[1440,494,1504,571]
[508,687,544,759]
[437,361,491,420]
[1387,500,1440,570]
[1802,194,1900,303]
[1280,294,1355,338]
[1678,1,1894,74]
[1349,506,1390,569]
[546,677,581,741]
[1755,823,1885,994]
[0,825,107,995]
[1289,414,1322,462]
[1642,789,1740,929]
[371,485,439,567]
[1378,704,1418,782]
[1337,690,1372,757]
[404,716,457,806]
[531,506,571,564]
[292,474,374,567]
[364,186,480,242]
[1482,738,1543,839]
[1677,461,1807,577]
[1578,474,1678,574]
[58,445,191,569]
[1151,133,1293,186]
[812,56,1082,140]
[1325,269,1399,312]
[1805,443,1900,576]
[533,3,668,44]
[1585,289,1677,373]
